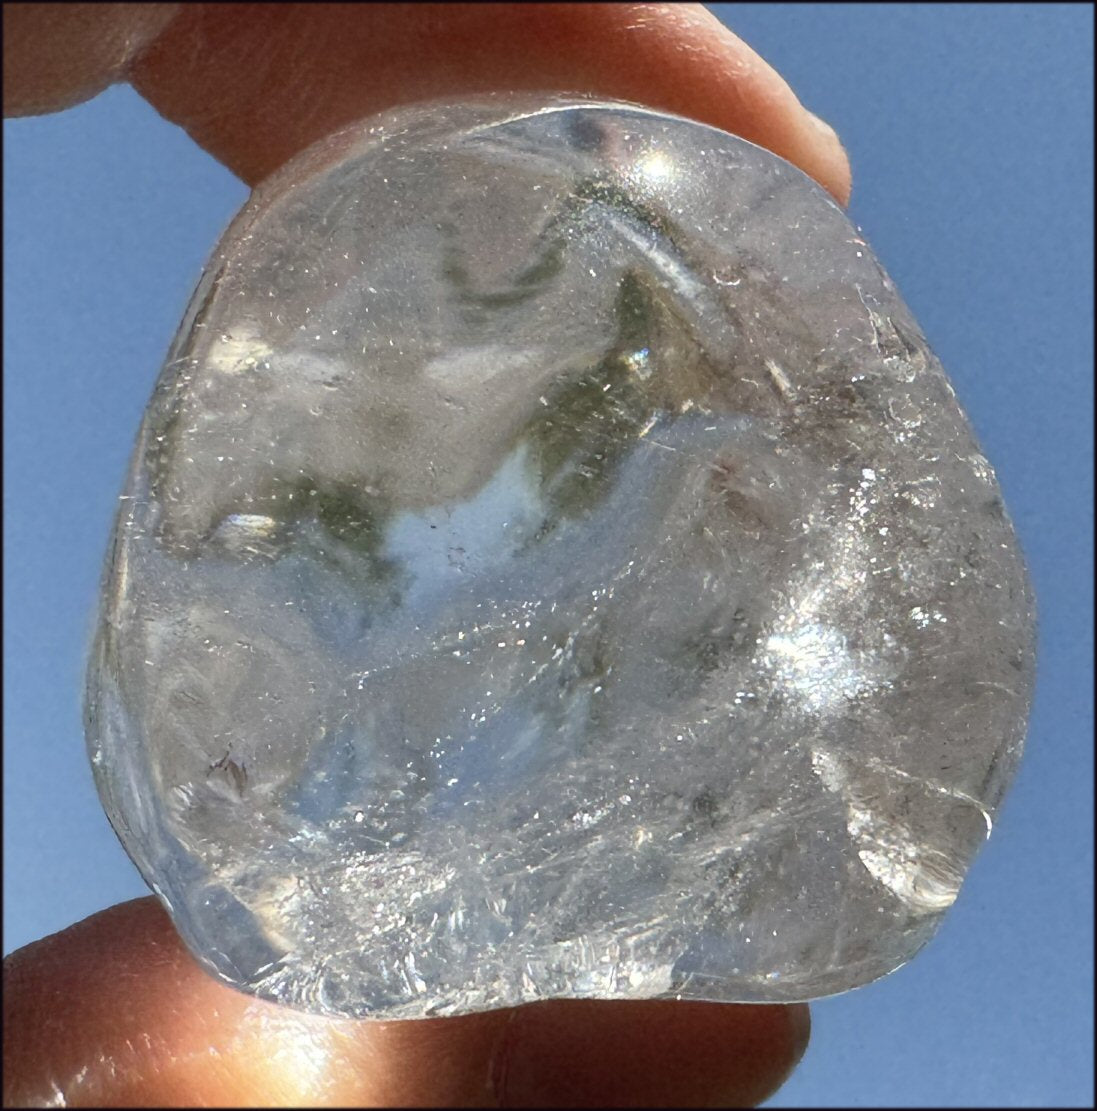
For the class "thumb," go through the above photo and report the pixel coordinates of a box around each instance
[3,898,809,1107]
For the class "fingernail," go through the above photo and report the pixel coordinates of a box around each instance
[804,108,848,168]
[804,109,852,204]
[805,109,839,144]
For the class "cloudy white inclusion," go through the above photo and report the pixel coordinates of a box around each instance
[763,622,871,714]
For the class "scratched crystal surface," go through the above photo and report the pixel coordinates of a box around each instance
[86,96,1035,1018]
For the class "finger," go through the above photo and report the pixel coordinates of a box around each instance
[4,2,850,203]
[494,995,810,1108]
[3,898,809,1107]
[1,2,178,116]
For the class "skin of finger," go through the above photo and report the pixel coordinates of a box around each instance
[1,2,179,116]
[497,997,810,1108]
[128,1,849,202]
[1,0,849,201]
[2,898,809,1107]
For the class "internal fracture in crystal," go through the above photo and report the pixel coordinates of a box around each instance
[86,96,1036,1019]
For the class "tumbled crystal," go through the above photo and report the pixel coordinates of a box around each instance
[86,95,1035,1018]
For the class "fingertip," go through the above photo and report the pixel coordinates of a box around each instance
[127,2,851,202]
[679,6,852,204]
[495,998,811,1108]
[2,2,178,117]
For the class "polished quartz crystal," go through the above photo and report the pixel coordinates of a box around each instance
[86,95,1036,1018]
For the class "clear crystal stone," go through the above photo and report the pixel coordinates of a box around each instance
[86,96,1035,1018]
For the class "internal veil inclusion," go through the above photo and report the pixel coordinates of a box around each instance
[86,95,1036,1019]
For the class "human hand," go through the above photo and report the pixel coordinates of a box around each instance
[3,4,850,1105]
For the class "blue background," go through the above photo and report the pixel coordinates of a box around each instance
[4,4,1092,1106]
